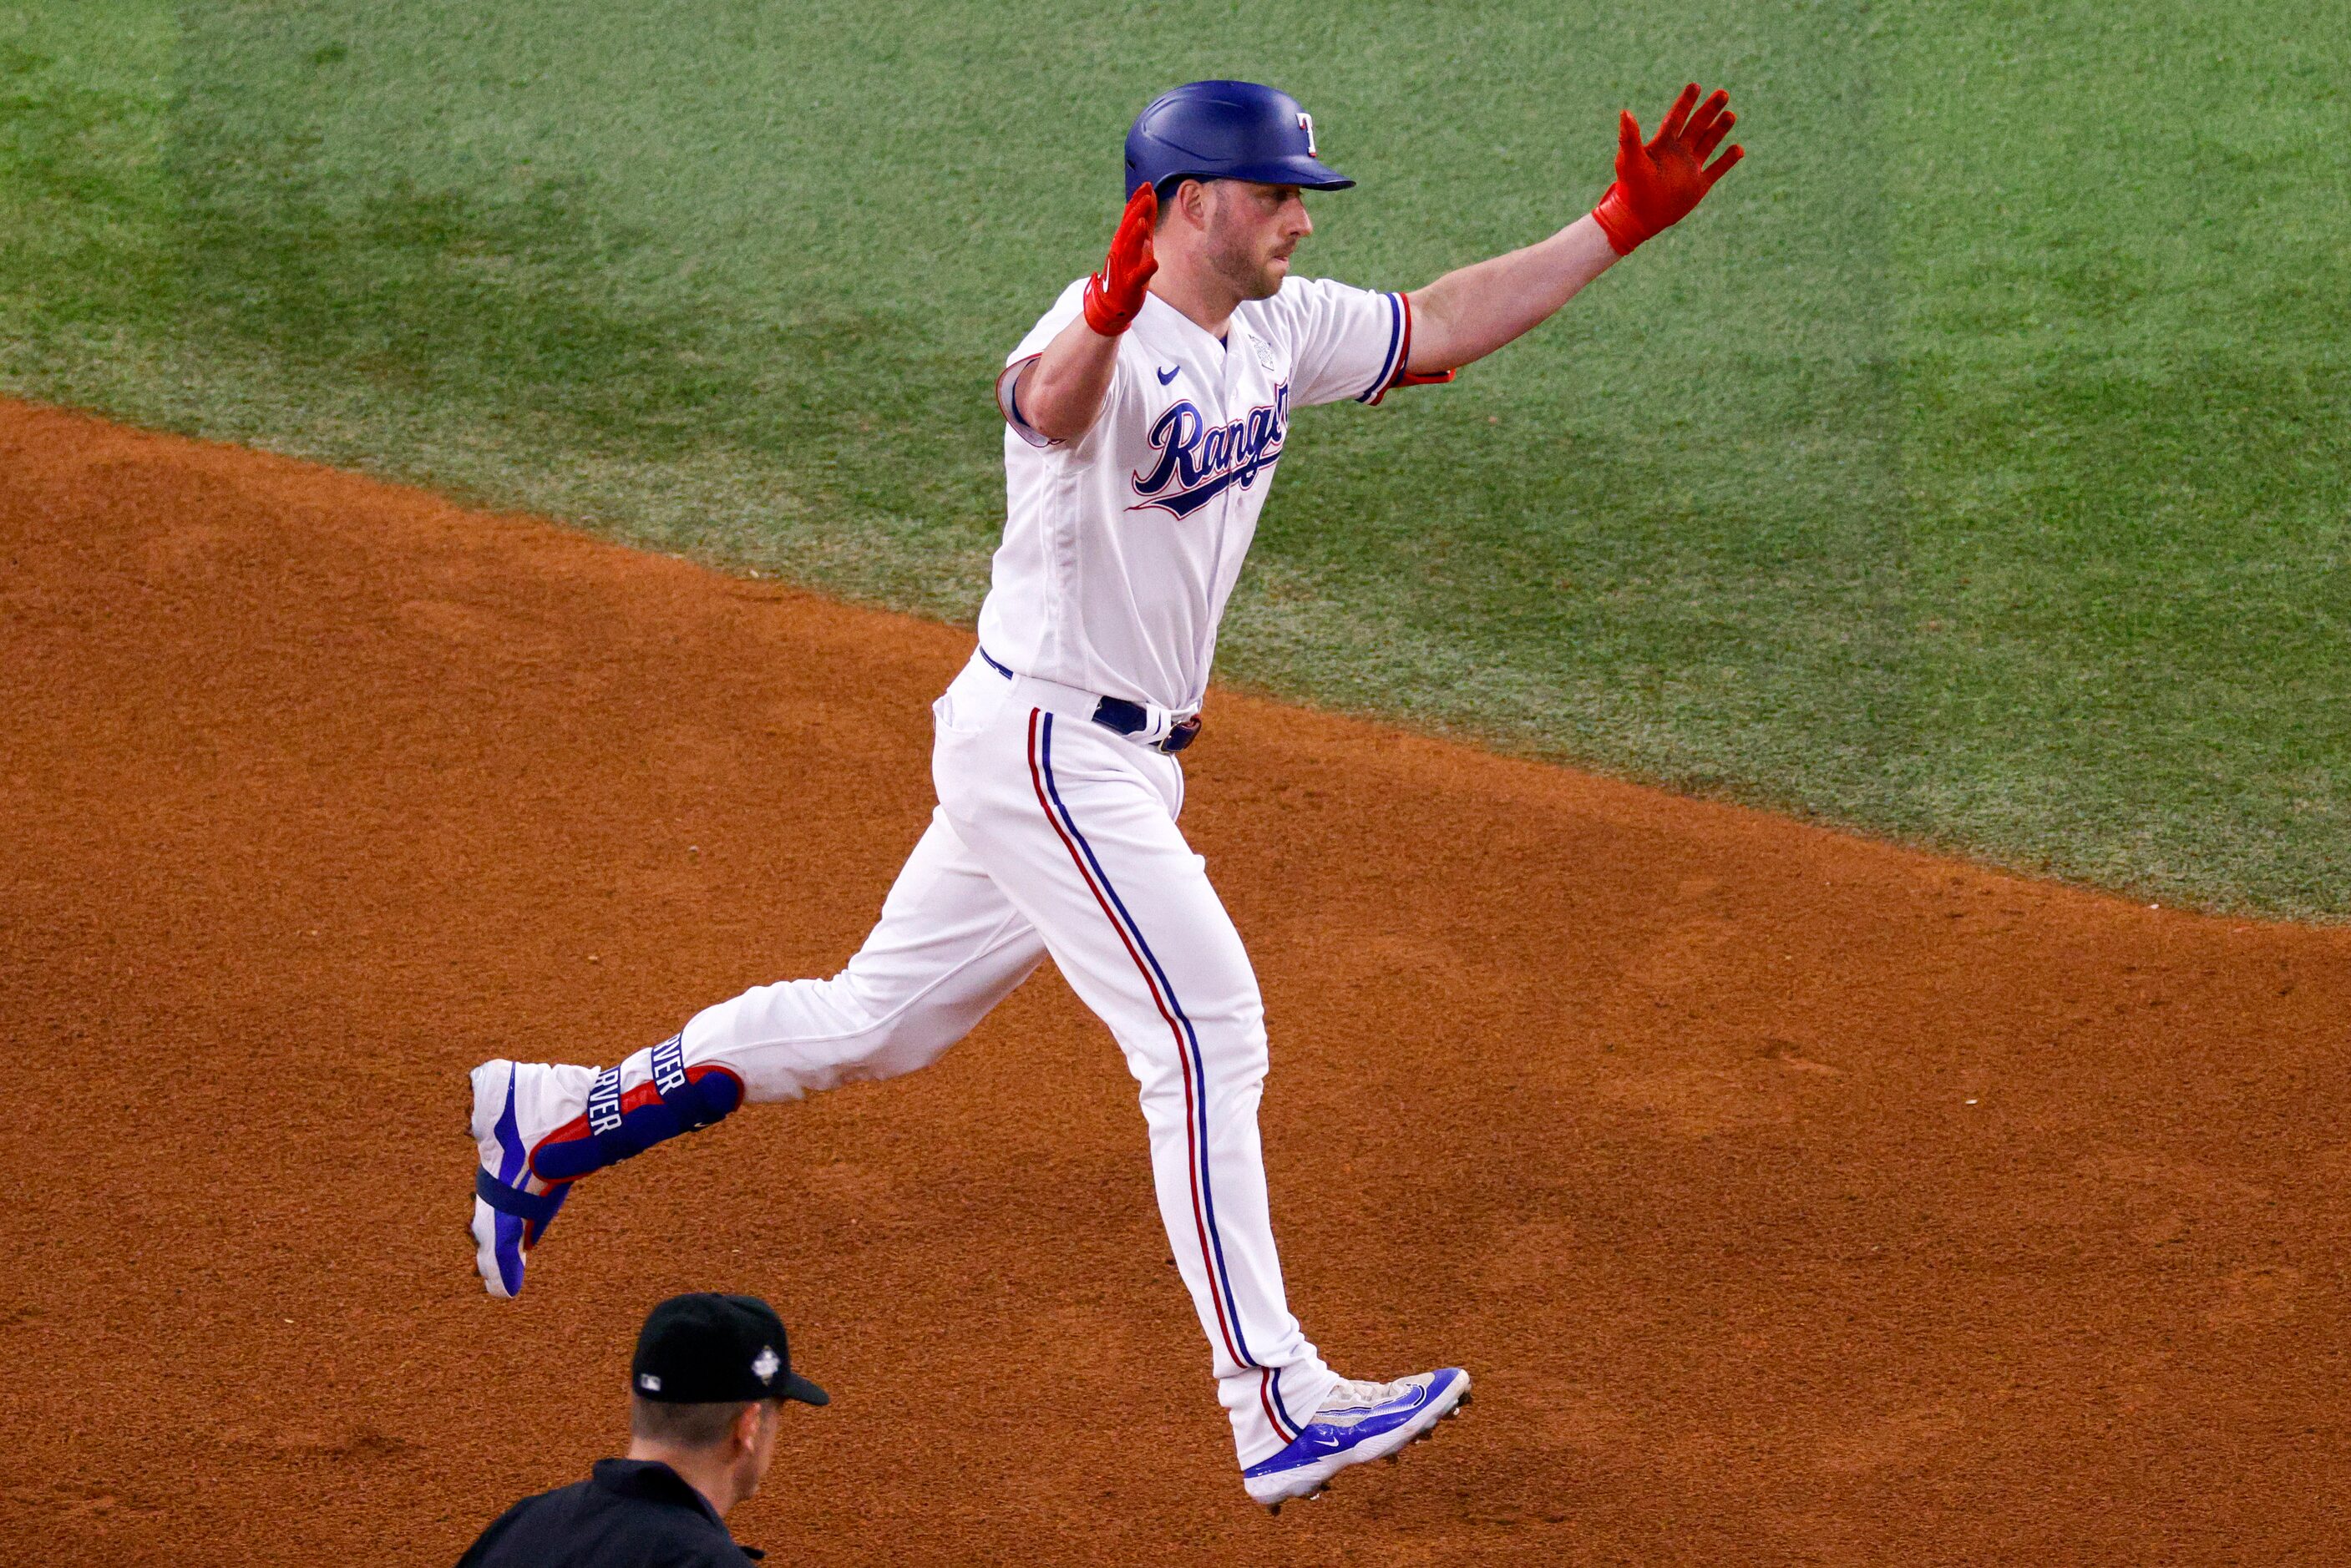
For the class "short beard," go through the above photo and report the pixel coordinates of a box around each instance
[1208,236,1283,301]
[1203,191,1285,301]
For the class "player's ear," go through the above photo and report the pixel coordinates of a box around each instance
[1173,177,1211,231]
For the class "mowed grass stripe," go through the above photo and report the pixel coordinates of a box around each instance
[1,0,2343,915]
[1885,0,2351,910]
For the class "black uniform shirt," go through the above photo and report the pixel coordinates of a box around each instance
[456,1459,763,1566]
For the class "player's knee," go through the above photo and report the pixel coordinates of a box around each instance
[1184,981,1264,1033]
[783,1010,962,1095]
[1190,1006,1270,1082]
[861,1024,960,1082]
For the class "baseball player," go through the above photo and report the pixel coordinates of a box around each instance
[469,78,1742,1510]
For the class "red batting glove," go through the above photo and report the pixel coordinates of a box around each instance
[1082,185,1160,335]
[1589,82,1745,255]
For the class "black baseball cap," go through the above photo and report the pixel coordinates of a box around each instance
[631,1293,828,1407]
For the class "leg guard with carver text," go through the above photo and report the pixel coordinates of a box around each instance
[529,1034,744,1182]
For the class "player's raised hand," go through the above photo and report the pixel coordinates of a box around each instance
[1588,82,1744,255]
[1082,184,1160,335]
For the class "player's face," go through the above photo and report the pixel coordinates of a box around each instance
[1203,181,1312,301]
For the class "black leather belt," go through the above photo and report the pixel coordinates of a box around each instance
[978,648,1201,754]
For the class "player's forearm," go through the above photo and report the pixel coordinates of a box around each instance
[1402,215,1619,375]
[1019,315,1123,442]
[1013,185,1160,443]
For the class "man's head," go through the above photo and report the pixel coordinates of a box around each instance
[625,1292,826,1515]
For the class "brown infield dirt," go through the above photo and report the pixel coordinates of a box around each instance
[2,396,2347,1566]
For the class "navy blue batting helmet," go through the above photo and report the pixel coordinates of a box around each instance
[1123,80,1354,200]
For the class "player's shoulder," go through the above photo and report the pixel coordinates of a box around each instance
[1007,276,1098,366]
[1243,273,1346,315]
[1035,275,1092,330]
[1239,274,1384,334]
[1270,272,1359,302]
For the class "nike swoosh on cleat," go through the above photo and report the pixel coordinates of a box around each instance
[1157,364,1180,384]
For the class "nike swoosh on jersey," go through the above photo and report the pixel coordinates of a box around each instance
[1157,364,1180,384]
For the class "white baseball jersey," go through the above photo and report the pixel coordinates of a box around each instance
[980,276,1416,714]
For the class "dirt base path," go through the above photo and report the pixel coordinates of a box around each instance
[3,398,2346,1565]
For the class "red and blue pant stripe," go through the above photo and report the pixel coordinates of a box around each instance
[1026,708,1300,1444]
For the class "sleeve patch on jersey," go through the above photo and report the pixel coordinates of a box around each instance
[997,355,1061,448]
[1355,291,1406,405]
[1363,291,1455,407]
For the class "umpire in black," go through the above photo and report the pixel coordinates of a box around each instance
[459,1293,828,1566]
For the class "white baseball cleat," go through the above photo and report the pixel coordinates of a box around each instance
[468,1059,585,1299]
[1241,1367,1472,1510]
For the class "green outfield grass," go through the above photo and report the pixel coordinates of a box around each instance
[5,1,2345,915]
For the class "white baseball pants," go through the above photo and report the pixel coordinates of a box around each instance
[652,651,1334,1464]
